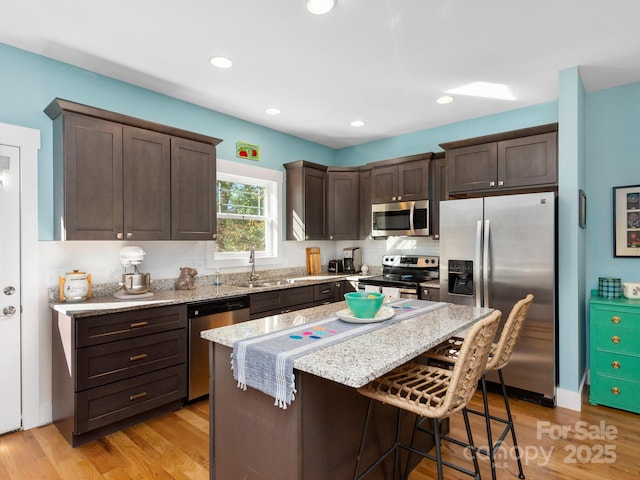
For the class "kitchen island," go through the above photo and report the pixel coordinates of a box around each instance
[202,300,493,480]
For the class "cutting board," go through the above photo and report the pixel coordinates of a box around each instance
[306,247,322,275]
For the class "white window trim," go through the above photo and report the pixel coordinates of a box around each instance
[206,158,283,269]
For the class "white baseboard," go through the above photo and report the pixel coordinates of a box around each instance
[556,371,587,411]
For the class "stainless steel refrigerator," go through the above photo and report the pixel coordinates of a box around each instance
[439,192,556,406]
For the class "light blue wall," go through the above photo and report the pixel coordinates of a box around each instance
[0,42,336,240]
[558,67,587,394]
[336,102,558,165]
[585,82,640,286]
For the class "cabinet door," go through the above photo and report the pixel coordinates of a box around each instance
[447,142,498,194]
[61,114,123,240]
[303,167,327,240]
[371,165,398,203]
[327,171,358,240]
[171,137,216,240]
[358,169,372,239]
[123,127,171,240]
[429,156,447,239]
[498,132,557,188]
[398,159,429,201]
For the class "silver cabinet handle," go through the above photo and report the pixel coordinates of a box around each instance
[117,232,123,239]
[2,306,16,317]
[127,232,133,238]
[3,286,15,296]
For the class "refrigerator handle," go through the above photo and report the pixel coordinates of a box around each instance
[483,219,490,307]
[475,220,482,308]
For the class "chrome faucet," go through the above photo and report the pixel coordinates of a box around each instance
[249,247,260,281]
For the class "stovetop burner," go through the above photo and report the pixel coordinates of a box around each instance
[359,254,439,289]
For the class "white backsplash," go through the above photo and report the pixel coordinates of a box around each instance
[39,236,440,289]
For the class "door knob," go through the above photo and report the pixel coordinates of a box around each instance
[2,305,16,317]
[3,286,15,295]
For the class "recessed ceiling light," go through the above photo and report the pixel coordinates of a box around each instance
[209,56,233,69]
[446,82,515,100]
[350,120,365,127]
[307,0,335,15]
[436,95,455,105]
[265,107,281,115]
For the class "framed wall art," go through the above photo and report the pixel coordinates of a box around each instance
[613,184,640,257]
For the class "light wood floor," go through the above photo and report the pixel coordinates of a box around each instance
[1,391,639,479]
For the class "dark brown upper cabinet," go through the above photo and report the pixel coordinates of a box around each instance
[284,161,327,241]
[442,124,558,195]
[370,153,431,204]
[429,152,447,240]
[45,98,221,241]
[327,167,359,240]
[358,166,372,240]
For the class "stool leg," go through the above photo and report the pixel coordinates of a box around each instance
[462,408,481,479]
[402,416,420,480]
[498,369,525,479]
[480,374,497,480]
[353,398,373,480]
[432,417,445,480]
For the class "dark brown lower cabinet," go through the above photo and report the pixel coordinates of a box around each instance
[52,305,187,446]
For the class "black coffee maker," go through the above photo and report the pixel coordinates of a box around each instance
[342,247,362,274]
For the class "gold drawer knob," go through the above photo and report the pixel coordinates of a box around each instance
[611,361,621,369]
[611,316,621,324]
[611,336,621,344]
[611,387,621,395]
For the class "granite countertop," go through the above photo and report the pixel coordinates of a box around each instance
[51,273,365,318]
[201,302,493,388]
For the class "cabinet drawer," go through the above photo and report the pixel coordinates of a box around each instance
[594,351,640,382]
[591,374,640,413]
[76,305,187,347]
[76,329,187,390]
[314,282,335,303]
[593,327,640,354]
[250,286,314,315]
[75,364,186,434]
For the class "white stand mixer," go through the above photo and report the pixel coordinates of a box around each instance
[115,246,153,299]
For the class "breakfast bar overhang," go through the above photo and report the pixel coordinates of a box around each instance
[202,300,493,479]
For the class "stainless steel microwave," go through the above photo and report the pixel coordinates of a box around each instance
[371,200,429,237]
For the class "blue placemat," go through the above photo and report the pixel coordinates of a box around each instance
[232,299,448,408]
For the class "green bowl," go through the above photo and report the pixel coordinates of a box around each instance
[344,292,385,318]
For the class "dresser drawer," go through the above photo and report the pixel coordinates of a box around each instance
[75,364,186,435]
[593,327,640,354]
[592,308,640,330]
[591,374,640,413]
[76,329,187,390]
[594,350,640,382]
[76,304,187,347]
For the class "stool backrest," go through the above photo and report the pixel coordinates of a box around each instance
[440,309,501,416]
[487,294,534,371]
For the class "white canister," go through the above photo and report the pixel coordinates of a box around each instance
[61,270,91,302]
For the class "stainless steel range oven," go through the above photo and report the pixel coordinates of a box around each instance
[357,255,439,299]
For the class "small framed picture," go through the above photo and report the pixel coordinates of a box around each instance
[613,184,640,257]
[579,189,587,229]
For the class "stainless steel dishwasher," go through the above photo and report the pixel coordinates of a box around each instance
[187,296,250,401]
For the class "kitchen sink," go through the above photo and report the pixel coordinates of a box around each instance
[241,275,340,288]
[242,279,295,288]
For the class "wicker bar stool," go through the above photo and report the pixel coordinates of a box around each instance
[423,294,533,480]
[352,310,501,480]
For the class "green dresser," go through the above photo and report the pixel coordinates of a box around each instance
[590,293,640,413]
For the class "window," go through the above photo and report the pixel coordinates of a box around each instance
[209,159,282,266]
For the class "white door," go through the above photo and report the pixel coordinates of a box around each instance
[0,144,22,434]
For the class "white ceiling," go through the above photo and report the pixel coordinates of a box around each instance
[4,0,640,148]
